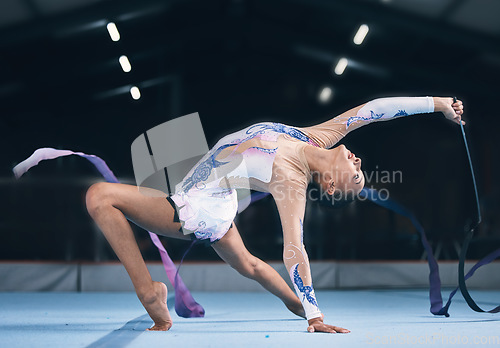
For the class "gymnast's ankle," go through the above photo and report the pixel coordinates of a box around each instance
[137,284,158,305]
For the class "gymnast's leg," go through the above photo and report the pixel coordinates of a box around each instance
[85,182,190,331]
[212,223,305,318]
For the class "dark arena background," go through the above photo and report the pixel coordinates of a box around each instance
[0,0,499,347]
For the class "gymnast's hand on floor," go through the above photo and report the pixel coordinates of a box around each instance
[435,97,465,125]
[307,317,350,334]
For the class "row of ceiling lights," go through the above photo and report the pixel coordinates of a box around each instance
[319,24,370,103]
[104,21,368,103]
[106,22,141,100]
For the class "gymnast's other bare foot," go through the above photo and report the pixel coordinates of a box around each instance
[140,281,172,331]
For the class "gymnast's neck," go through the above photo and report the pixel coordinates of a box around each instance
[304,145,335,175]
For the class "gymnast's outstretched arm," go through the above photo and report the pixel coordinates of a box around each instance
[272,186,350,333]
[300,96,464,148]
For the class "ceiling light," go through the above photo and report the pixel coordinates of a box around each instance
[107,22,120,42]
[334,58,348,75]
[119,55,132,72]
[130,86,141,100]
[353,24,369,45]
[319,87,333,103]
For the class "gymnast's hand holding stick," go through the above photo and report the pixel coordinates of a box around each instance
[435,97,465,125]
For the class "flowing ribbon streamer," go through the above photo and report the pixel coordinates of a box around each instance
[457,119,500,314]
[360,188,500,316]
[13,147,204,318]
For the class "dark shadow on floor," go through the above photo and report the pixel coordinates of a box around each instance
[86,314,151,348]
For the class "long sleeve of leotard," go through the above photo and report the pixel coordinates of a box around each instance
[299,96,435,149]
[273,186,322,321]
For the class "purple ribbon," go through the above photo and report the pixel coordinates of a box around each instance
[13,148,204,318]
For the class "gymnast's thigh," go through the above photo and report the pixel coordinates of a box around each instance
[86,182,191,241]
[211,223,255,267]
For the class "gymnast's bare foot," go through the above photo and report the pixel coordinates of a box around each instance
[140,281,172,331]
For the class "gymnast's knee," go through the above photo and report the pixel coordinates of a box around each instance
[233,255,261,279]
[85,182,115,217]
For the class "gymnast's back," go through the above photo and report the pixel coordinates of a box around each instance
[172,122,316,202]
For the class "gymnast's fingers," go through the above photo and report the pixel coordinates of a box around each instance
[454,109,466,125]
[331,325,350,333]
[307,321,350,333]
[453,105,464,118]
[451,98,465,124]
[454,115,465,125]
[307,323,336,333]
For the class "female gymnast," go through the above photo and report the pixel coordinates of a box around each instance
[83,96,464,333]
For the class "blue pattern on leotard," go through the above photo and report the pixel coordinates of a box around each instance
[182,144,234,193]
[246,123,317,145]
[300,218,304,246]
[347,109,408,128]
[193,221,211,239]
[250,146,278,154]
[347,110,385,128]
[292,263,319,308]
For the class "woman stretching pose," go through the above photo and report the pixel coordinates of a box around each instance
[81,96,464,333]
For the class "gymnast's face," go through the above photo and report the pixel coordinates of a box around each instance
[322,144,365,197]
